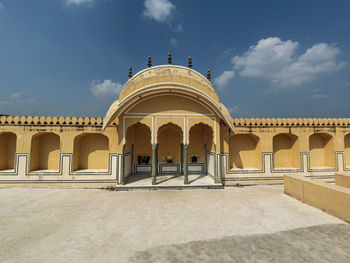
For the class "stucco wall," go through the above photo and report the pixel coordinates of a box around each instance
[157,123,182,163]
[30,133,60,171]
[229,134,261,169]
[273,134,300,168]
[73,133,109,170]
[0,132,16,170]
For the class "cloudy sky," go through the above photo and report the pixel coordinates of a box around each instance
[0,0,350,118]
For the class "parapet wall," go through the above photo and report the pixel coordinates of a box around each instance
[2,115,350,186]
[233,118,350,126]
[0,115,104,126]
[220,118,350,185]
[0,115,122,187]
[284,175,350,222]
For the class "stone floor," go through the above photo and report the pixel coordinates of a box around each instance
[123,174,217,186]
[0,185,347,263]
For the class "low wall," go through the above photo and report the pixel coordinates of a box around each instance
[335,173,350,188]
[284,175,350,222]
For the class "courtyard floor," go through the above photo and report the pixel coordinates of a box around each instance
[0,185,349,263]
[123,174,217,187]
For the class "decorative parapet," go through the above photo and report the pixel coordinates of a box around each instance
[233,118,350,127]
[0,115,104,126]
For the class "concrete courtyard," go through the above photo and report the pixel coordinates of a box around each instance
[0,185,349,262]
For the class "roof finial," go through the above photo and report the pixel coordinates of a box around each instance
[147,56,152,67]
[207,68,211,81]
[168,52,172,64]
[128,66,132,79]
[188,56,192,68]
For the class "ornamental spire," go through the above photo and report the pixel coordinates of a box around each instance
[168,52,172,64]
[207,68,211,81]
[128,66,132,79]
[188,56,192,68]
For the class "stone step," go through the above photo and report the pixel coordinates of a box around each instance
[107,184,224,191]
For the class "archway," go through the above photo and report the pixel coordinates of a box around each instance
[73,133,109,171]
[0,132,16,171]
[30,133,60,171]
[273,133,300,169]
[229,134,261,169]
[125,122,152,176]
[157,123,183,174]
[188,123,213,174]
[309,133,334,168]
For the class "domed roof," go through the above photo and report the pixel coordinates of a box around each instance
[103,65,234,131]
[119,65,219,102]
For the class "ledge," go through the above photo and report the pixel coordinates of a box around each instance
[233,118,350,127]
[0,115,103,126]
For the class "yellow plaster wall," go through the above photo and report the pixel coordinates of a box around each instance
[335,173,350,188]
[188,125,205,163]
[309,133,335,168]
[273,133,300,168]
[119,66,219,103]
[73,133,109,170]
[220,125,230,154]
[0,132,16,170]
[125,125,134,153]
[284,175,350,222]
[128,95,211,115]
[30,133,60,171]
[133,123,152,163]
[345,134,350,167]
[229,134,261,169]
[157,123,182,163]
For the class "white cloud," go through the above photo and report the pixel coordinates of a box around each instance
[0,92,36,115]
[90,79,123,100]
[310,88,328,99]
[214,70,235,90]
[0,3,4,12]
[143,0,175,23]
[176,23,183,32]
[66,0,95,6]
[310,93,328,99]
[228,106,239,114]
[170,37,178,46]
[232,37,345,90]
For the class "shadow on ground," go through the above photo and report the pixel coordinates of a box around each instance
[129,224,350,263]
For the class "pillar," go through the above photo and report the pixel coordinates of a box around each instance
[180,143,184,174]
[184,144,189,184]
[152,144,157,185]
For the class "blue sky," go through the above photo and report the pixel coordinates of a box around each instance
[0,0,350,118]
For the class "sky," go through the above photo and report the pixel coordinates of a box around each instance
[0,0,350,118]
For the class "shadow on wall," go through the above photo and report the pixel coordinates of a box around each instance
[0,132,16,170]
[157,123,183,163]
[273,133,300,169]
[309,133,334,168]
[229,134,261,169]
[345,134,350,168]
[125,122,152,164]
[73,133,109,171]
[188,123,213,163]
[30,132,60,171]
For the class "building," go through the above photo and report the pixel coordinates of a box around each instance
[1,60,350,187]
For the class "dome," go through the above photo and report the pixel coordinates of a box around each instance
[119,65,220,102]
[103,65,234,131]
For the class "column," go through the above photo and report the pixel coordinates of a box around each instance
[180,143,184,175]
[152,144,157,185]
[184,144,189,184]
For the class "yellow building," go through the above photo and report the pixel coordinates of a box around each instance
[1,61,350,187]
